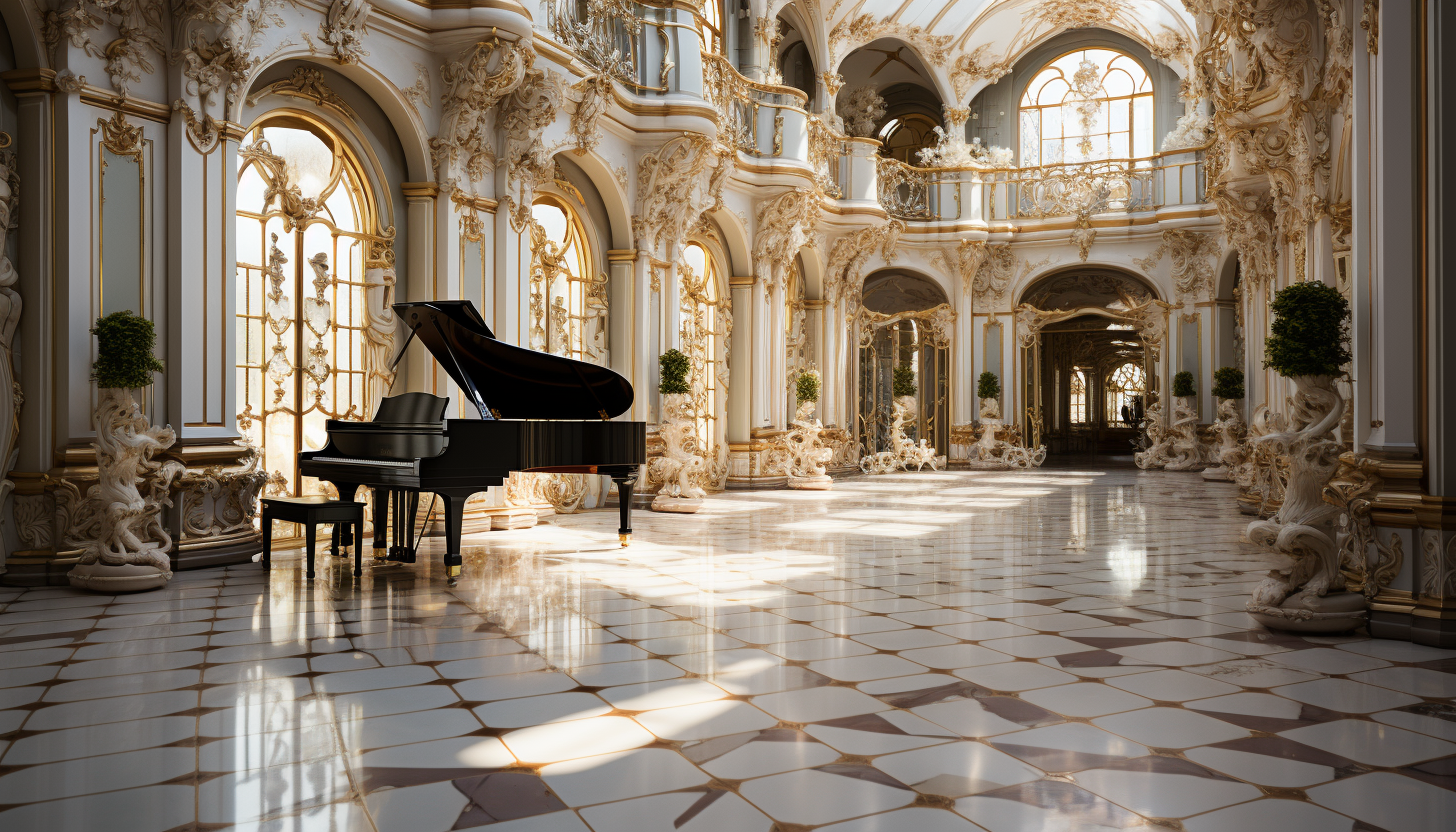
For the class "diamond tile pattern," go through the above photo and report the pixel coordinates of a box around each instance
[1,466,1454,831]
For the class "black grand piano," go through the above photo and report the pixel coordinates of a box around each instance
[300,300,647,577]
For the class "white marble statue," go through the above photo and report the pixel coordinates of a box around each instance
[861,399,941,474]
[1134,397,1173,469]
[68,388,186,591]
[785,400,832,489]
[650,392,706,512]
[1202,398,1246,481]
[967,396,1046,470]
[1245,374,1366,632]
[1163,396,1205,471]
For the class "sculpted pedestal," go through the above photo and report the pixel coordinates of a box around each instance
[785,401,832,490]
[649,393,706,513]
[1245,376,1367,633]
[67,388,185,592]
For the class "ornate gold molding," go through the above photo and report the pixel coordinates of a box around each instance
[97,110,144,164]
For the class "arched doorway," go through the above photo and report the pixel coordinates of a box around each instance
[1016,268,1166,457]
[233,113,393,502]
[857,271,952,460]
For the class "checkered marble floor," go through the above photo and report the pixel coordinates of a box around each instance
[2,465,1455,832]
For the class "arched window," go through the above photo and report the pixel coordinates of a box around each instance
[530,196,607,365]
[1105,361,1146,425]
[1069,368,1088,425]
[235,115,388,501]
[1019,48,1153,166]
[878,113,939,165]
[680,240,728,488]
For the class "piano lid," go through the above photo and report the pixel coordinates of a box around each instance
[392,300,636,421]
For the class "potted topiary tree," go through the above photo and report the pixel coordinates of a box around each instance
[1204,367,1247,482]
[69,311,185,592]
[786,369,831,490]
[1245,281,1362,632]
[1162,370,1203,470]
[795,369,821,412]
[1172,370,1196,399]
[971,371,1004,466]
[648,349,705,512]
[892,364,917,419]
[976,371,1001,420]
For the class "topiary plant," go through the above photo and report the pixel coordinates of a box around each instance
[977,371,1001,400]
[892,365,916,398]
[1264,281,1351,378]
[796,370,821,404]
[1172,370,1196,398]
[659,349,691,395]
[92,310,165,389]
[1213,366,1245,400]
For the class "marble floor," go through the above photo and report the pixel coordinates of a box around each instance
[2,466,1455,832]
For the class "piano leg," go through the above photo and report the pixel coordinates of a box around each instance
[611,473,637,547]
[372,488,390,554]
[440,493,465,581]
[334,482,359,549]
[388,490,415,563]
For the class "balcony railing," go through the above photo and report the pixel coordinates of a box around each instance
[982,153,1206,222]
[545,0,704,95]
[701,53,809,158]
[539,25,1209,224]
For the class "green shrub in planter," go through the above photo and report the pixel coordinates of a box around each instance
[1172,370,1196,399]
[1264,281,1351,377]
[976,371,1000,400]
[796,370,820,404]
[892,365,916,398]
[659,349,691,395]
[1213,366,1245,400]
[92,311,164,389]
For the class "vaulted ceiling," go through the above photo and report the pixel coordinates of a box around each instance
[768,0,1197,106]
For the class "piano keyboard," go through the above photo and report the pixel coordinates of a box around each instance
[309,456,416,469]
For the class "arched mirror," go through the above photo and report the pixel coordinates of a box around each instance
[856,271,951,460]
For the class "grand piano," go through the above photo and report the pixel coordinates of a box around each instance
[300,300,647,578]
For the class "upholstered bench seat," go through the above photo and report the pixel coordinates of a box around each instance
[260,496,367,578]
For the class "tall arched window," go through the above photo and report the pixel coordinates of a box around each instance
[1105,361,1146,424]
[1069,368,1088,424]
[680,240,728,488]
[235,115,389,500]
[1019,49,1153,166]
[530,196,607,365]
[697,1,725,55]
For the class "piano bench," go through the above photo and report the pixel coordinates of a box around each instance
[260,496,367,579]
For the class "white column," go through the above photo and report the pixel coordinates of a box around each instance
[767,274,787,429]
[749,278,770,428]
[1364,0,1422,457]
[952,284,974,425]
[632,252,655,422]
[8,80,54,475]
[727,277,754,442]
